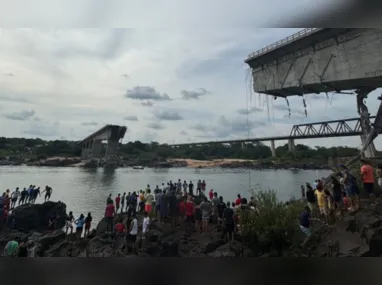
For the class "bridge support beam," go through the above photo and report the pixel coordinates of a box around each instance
[241,142,245,149]
[106,139,119,158]
[270,140,276,157]
[81,141,91,159]
[91,140,102,158]
[288,138,295,154]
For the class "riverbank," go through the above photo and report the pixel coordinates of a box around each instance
[2,200,382,257]
[0,156,331,170]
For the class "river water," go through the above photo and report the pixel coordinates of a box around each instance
[0,166,331,225]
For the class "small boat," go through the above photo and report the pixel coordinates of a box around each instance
[132,166,144,170]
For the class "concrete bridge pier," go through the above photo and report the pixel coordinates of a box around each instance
[106,139,119,157]
[288,138,295,154]
[270,140,276,157]
[91,140,102,158]
[360,134,377,158]
[81,141,90,159]
[241,142,245,149]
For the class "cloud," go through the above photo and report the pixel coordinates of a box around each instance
[0,26,379,149]
[4,73,14,77]
[236,106,264,115]
[141,101,154,107]
[0,95,34,104]
[180,130,188,136]
[3,109,35,120]
[124,86,171,101]
[81,121,99,126]
[124,115,138,121]
[147,122,165,130]
[180,88,211,100]
[121,74,129,78]
[154,110,184,121]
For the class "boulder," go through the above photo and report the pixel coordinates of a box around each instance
[12,201,67,233]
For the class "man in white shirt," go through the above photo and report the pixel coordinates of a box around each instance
[142,212,150,240]
[127,214,138,252]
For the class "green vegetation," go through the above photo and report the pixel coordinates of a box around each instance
[240,189,306,256]
[0,136,360,161]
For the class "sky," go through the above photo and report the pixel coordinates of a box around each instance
[0,0,381,150]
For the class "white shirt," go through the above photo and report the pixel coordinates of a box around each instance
[160,184,165,191]
[130,218,138,235]
[11,191,19,199]
[142,217,150,234]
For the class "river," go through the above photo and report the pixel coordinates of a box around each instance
[0,166,331,225]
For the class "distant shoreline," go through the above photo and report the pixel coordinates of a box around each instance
[0,156,331,170]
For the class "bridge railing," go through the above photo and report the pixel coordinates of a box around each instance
[246,28,319,61]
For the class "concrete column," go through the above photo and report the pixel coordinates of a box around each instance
[270,140,276,157]
[360,134,376,158]
[288,138,295,154]
[81,144,87,159]
[241,142,245,149]
[91,140,102,158]
[86,141,92,158]
[106,139,119,158]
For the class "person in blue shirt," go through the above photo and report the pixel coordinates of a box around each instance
[74,214,85,240]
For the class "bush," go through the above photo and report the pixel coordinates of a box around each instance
[240,188,305,255]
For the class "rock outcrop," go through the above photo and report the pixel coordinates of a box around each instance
[12,201,67,233]
[34,158,81,167]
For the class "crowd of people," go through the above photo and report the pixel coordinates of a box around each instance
[97,179,259,253]
[299,159,381,237]
[0,185,53,227]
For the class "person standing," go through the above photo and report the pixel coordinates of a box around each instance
[19,188,27,206]
[377,165,382,190]
[188,181,194,196]
[340,165,359,211]
[183,181,188,195]
[360,159,376,206]
[299,206,312,237]
[65,211,75,235]
[145,189,154,215]
[121,193,125,213]
[84,212,93,237]
[105,200,115,234]
[306,184,316,217]
[223,201,235,244]
[199,197,212,235]
[42,185,53,202]
[115,194,121,213]
[10,188,20,209]
[142,211,150,241]
[74,214,85,240]
[127,213,138,253]
[300,185,306,201]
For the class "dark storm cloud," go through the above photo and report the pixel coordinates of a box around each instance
[81,121,99,126]
[3,109,35,120]
[180,88,211,100]
[147,122,165,130]
[236,106,264,115]
[154,110,184,121]
[124,86,171,101]
[124,115,138,121]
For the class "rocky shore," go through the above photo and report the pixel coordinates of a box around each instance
[0,157,329,170]
[2,200,382,257]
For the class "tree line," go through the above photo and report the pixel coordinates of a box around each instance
[0,137,361,161]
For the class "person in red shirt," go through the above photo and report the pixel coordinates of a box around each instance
[115,194,121,213]
[360,159,376,206]
[185,196,195,232]
[115,219,126,233]
[208,189,214,201]
[179,198,186,226]
[235,194,242,206]
[105,201,115,234]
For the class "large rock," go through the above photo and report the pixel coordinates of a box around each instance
[12,201,67,233]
